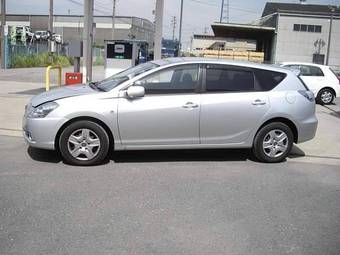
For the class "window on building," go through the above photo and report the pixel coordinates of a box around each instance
[300,24,307,31]
[293,24,300,31]
[307,25,315,32]
[313,54,325,65]
[293,24,322,33]
[315,25,322,33]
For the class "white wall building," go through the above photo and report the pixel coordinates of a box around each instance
[260,2,340,68]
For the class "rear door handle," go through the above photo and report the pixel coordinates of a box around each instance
[252,99,266,106]
[182,102,199,108]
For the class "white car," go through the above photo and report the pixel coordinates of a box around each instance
[281,62,340,105]
[34,31,49,41]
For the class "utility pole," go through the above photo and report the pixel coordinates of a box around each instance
[112,0,116,40]
[178,0,184,53]
[1,0,7,69]
[154,0,164,60]
[220,0,225,22]
[171,16,177,41]
[326,6,334,66]
[48,0,53,52]
[83,0,94,82]
[226,0,229,23]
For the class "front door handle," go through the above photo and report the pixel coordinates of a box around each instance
[252,99,266,106]
[182,102,199,108]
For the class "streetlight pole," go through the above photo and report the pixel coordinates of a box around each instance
[178,0,184,54]
[83,0,94,82]
[112,0,116,40]
[1,0,7,69]
[326,7,334,66]
[220,0,225,22]
[154,0,164,60]
[48,0,53,52]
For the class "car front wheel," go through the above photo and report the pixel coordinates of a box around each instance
[317,88,334,105]
[59,120,109,166]
[253,122,293,163]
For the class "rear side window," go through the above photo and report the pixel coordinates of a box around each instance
[300,65,324,76]
[254,69,287,91]
[205,65,254,92]
[329,68,340,79]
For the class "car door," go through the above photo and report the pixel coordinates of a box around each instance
[200,64,270,145]
[118,64,201,147]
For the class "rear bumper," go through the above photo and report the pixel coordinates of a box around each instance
[296,116,318,143]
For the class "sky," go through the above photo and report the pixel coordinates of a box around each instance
[4,0,340,49]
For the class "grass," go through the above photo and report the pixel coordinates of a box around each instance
[10,53,72,68]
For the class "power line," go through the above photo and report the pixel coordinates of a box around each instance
[67,0,111,15]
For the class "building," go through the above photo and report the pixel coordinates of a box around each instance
[260,2,340,67]
[4,14,155,47]
[192,2,340,68]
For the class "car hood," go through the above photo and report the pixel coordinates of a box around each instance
[30,84,97,107]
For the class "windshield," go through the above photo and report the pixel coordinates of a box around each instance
[94,62,159,92]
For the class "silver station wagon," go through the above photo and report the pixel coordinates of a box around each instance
[23,58,318,165]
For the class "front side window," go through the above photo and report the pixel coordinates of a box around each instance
[136,64,199,94]
[95,62,159,91]
[205,65,254,92]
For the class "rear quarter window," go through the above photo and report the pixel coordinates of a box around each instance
[254,69,287,91]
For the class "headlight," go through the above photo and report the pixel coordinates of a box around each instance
[28,102,59,118]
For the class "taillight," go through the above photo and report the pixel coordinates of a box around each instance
[298,90,315,102]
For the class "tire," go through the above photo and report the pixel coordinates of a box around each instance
[317,88,335,105]
[253,122,294,163]
[59,120,110,166]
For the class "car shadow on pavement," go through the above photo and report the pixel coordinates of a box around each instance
[27,147,62,163]
[27,146,306,164]
[322,105,340,119]
[110,149,255,163]
[289,145,306,159]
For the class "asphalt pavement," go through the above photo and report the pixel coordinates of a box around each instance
[0,135,340,255]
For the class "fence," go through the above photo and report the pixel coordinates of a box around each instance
[7,41,104,68]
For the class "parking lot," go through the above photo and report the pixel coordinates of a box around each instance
[0,68,340,254]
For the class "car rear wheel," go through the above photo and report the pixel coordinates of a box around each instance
[59,120,109,166]
[253,122,293,163]
[317,88,334,105]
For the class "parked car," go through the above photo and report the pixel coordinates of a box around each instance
[23,58,318,166]
[34,30,49,41]
[16,26,34,40]
[281,62,340,105]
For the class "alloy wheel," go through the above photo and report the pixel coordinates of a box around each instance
[321,90,333,104]
[67,128,101,161]
[262,129,289,158]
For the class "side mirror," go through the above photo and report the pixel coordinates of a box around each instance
[126,86,145,98]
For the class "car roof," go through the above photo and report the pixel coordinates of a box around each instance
[152,57,290,73]
[281,62,329,68]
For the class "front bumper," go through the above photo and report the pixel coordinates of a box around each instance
[23,116,68,150]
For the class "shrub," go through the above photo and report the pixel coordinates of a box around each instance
[10,53,72,68]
